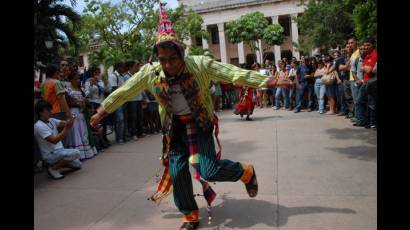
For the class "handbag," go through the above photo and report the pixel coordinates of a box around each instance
[276,78,293,88]
[320,71,338,85]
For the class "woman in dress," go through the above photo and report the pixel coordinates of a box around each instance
[65,72,98,160]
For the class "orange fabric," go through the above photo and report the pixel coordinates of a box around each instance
[183,210,199,222]
[41,79,65,114]
[240,163,254,184]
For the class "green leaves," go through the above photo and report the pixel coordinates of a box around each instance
[296,0,377,53]
[263,24,284,46]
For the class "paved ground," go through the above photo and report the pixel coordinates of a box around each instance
[34,107,377,230]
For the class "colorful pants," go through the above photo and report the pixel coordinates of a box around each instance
[169,117,245,218]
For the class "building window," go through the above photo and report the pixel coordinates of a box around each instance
[279,17,290,36]
[211,27,219,44]
[195,36,203,47]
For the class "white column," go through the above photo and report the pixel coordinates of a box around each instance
[184,37,192,56]
[202,25,209,49]
[271,16,281,66]
[238,42,245,64]
[217,23,228,63]
[290,13,300,60]
[255,41,261,64]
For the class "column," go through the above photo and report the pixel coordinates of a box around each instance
[290,13,300,60]
[271,16,281,66]
[202,25,209,49]
[255,41,261,64]
[217,23,228,63]
[258,39,263,64]
[238,42,245,64]
[184,36,192,56]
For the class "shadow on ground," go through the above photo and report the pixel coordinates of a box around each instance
[327,145,377,162]
[325,128,377,146]
[325,128,377,162]
[161,195,355,228]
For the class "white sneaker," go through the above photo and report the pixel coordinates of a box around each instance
[47,167,64,179]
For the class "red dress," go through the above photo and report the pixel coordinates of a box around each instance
[234,85,255,115]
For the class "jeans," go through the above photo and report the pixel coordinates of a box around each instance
[43,148,82,167]
[114,106,125,142]
[336,81,348,113]
[295,82,314,111]
[127,101,144,137]
[368,93,377,126]
[356,83,368,125]
[350,81,359,119]
[275,87,289,108]
[314,78,326,113]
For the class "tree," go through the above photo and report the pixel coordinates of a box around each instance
[296,0,376,53]
[226,12,284,63]
[34,0,81,67]
[80,0,208,68]
[188,45,213,58]
[351,0,377,41]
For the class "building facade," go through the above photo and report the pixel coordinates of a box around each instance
[179,0,305,66]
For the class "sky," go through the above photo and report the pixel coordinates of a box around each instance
[63,0,179,13]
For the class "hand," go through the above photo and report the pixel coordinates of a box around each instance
[65,119,74,129]
[337,79,341,84]
[90,113,103,128]
[363,66,372,73]
[355,80,363,86]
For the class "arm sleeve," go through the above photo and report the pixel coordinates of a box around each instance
[200,56,269,88]
[101,64,154,114]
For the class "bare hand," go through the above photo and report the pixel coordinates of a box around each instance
[355,80,362,86]
[90,113,102,128]
[337,79,341,84]
[65,119,74,129]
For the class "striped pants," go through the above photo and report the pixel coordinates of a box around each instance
[169,118,245,216]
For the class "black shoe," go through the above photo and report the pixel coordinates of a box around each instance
[353,123,367,127]
[294,110,300,113]
[180,221,199,230]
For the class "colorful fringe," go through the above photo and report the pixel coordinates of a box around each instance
[149,115,221,224]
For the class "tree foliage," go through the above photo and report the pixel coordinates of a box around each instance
[226,12,284,62]
[296,0,377,53]
[72,0,208,69]
[34,0,81,67]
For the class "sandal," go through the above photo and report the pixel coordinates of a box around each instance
[245,165,258,197]
[180,221,199,230]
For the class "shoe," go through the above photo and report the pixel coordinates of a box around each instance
[294,110,300,113]
[287,108,292,111]
[370,125,377,129]
[325,111,335,115]
[47,167,64,180]
[351,118,358,123]
[319,111,324,114]
[118,139,124,145]
[132,136,138,141]
[346,113,353,118]
[245,117,253,121]
[353,123,367,127]
[180,221,199,230]
[307,108,312,112]
[337,112,347,116]
[245,165,258,198]
[273,106,279,110]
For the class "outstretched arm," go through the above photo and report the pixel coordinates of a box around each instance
[199,56,273,88]
[91,63,154,127]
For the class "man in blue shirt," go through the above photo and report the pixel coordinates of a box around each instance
[295,56,314,113]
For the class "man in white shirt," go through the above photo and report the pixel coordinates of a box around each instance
[34,100,82,179]
[108,62,127,144]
